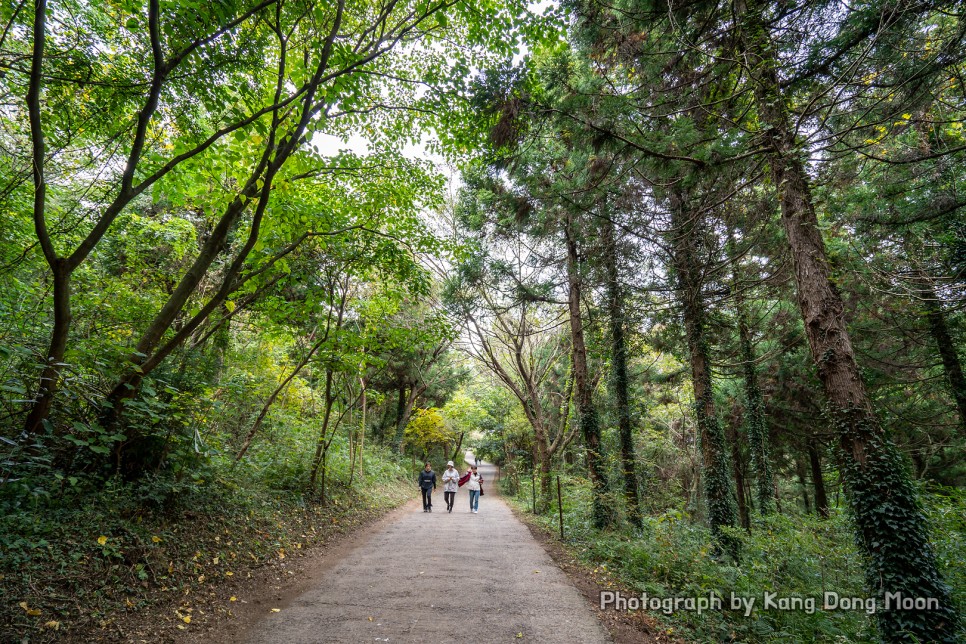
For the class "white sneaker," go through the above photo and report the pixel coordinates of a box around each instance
[473,509,478,513]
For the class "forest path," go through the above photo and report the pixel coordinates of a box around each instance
[239,458,612,643]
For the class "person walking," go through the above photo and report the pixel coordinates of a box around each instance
[442,461,459,513]
[466,464,483,513]
[418,462,436,512]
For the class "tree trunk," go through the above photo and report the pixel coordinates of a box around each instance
[728,420,751,531]
[564,214,609,529]
[601,215,642,527]
[668,194,738,552]
[309,369,336,490]
[235,334,327,461]
[795,455,812,514]
[808,438,830,519]
[738,6,957,637]
[394,383,422,453]
[919,280,966,434]
[735,277,773,515]
[24,263,71,433]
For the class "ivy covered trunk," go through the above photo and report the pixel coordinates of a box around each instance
[601,216,642,527]
[738,5,958,639]
[668,194,739,554]
[564,214,610,529]
[737,287,773,515]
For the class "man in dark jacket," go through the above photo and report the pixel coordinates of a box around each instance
[418,462,437,512]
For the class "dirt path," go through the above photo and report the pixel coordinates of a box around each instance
[239,460,612,643]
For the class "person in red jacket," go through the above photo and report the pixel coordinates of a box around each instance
[465,465,483,513]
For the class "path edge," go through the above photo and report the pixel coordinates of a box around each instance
[504,499,683,644]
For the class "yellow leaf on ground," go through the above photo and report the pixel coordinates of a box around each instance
[229,597,237,602]
[151,536,161,543]
[271,608,281,613]
[182,615,191,624]
[225,571,233,576]
[44,621,60,630]
[97,536,108,545]
[213,557,219,565]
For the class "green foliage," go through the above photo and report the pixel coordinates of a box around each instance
[511,476,965,643]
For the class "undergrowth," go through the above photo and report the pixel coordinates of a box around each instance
[506,475,965,643]
[0,444,412,642]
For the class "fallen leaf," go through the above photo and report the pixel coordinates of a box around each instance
[271,608,281,613]
[151,536,162,543]
[213,557,219,565]
[225,571,233,576]
[229,597,237,602]
[97,536,108,546]
[19,601,41,616]
[182,615,191,624]
[44,620,60,630]
[368,616,373,621]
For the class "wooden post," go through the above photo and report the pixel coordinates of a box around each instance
[557,475,564,540]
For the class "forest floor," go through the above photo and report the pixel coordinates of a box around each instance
[1,477,412,643]
[214,461,624,643]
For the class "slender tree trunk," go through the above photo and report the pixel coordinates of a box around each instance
[235,334,326,461]
[795,455,812,513]
[808,438,830,519]
[24,265,70,433]
[309,369,335,491]
[738,6,957,637]
[23,0,58,435]
[394,383,422,453]
[564,214,609,529]
[919,280,966,434]
[355,378,367,481]
[601,216,642,527]
[728,420,751,531]
[735,281,773,515]
[668,194,738,552]
[534,424,552,513]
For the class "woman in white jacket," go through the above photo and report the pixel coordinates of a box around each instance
[441,461,459,513]
[466,465,483,513]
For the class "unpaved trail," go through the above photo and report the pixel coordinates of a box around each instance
[241,461,612,643]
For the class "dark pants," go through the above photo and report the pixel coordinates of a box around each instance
[444,490,455,510]
[421,487,433,510]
